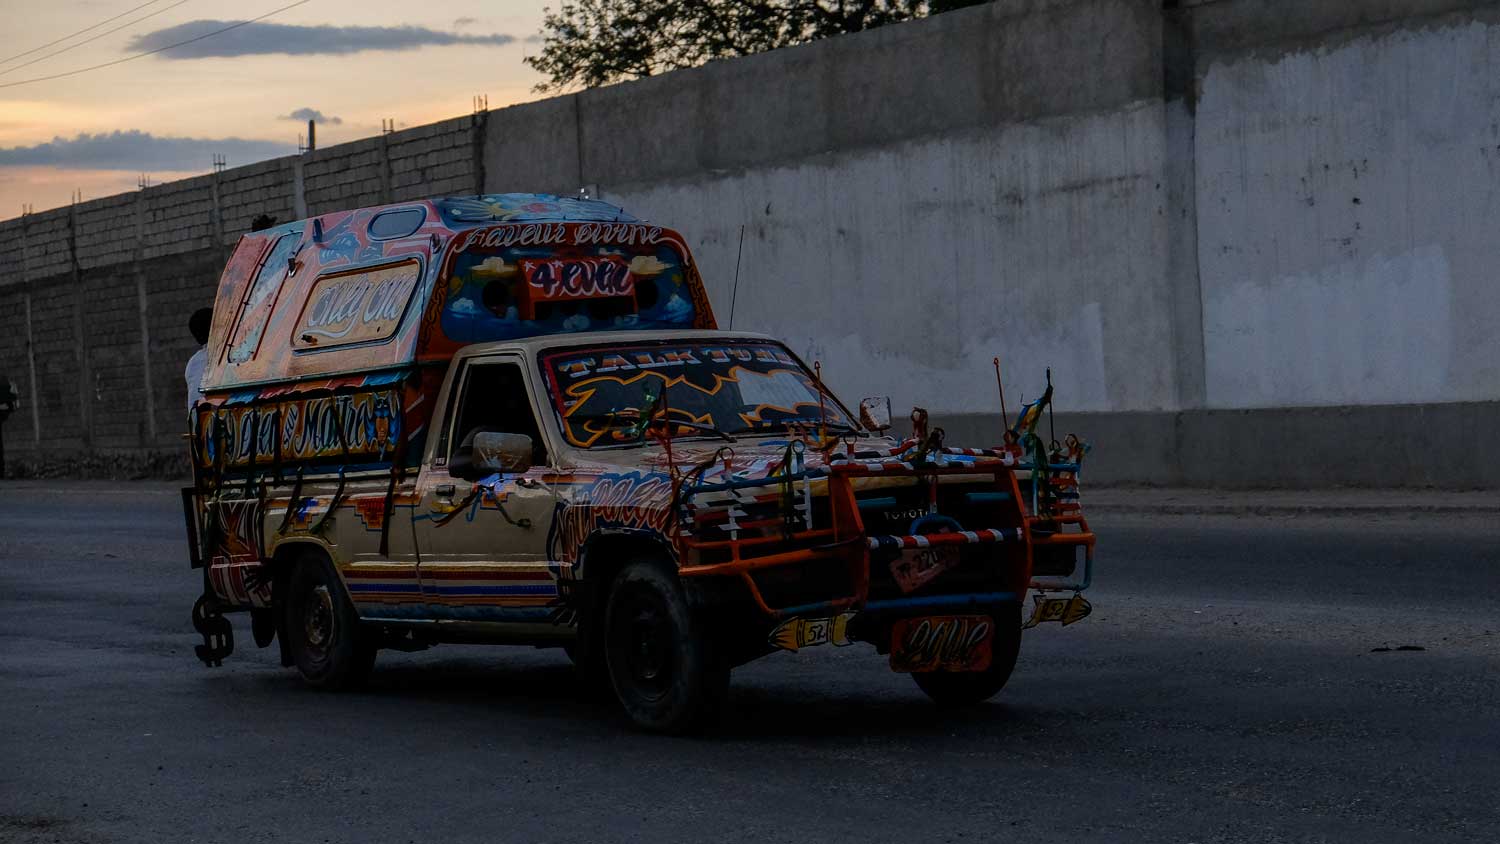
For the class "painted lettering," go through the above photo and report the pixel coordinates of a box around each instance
[522,258,635,303]
[455,223,664,253]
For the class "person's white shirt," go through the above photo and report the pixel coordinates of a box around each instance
[185,347,207,414]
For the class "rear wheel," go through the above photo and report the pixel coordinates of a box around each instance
[604,558,728,733]
[911,607,1022,706]
[283,552,375,690]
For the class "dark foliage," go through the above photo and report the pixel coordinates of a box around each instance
[527,0,987,90]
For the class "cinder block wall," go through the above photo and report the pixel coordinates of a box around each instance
[2,0,1498,486]
[0,116,481,474]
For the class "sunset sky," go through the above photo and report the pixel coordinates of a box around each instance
[0,0,552,218]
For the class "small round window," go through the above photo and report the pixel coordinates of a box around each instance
[368,207,426,240]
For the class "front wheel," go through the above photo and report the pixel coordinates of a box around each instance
[283,553,375,690]
[603,558,728,733]
[911,607,1022,706]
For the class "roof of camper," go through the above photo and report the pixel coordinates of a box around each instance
[249,193,642,240]
[200,193,716,397]
[433,194,640,226]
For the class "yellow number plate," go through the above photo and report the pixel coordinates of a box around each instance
[1022,594,1092,628]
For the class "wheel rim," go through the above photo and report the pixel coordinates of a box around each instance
[302,584,335,659]
[611,584,675,701]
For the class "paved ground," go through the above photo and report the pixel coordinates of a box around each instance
[1,482,1497,844]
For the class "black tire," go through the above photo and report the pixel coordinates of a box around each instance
[283,552,375,690]
[603,557,729,733]
[911,608,1022,706]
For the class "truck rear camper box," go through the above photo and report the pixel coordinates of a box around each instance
[193,194,717,473]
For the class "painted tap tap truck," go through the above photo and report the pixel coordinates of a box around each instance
[185,193,1096,732]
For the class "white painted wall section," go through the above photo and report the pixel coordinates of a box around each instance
[1196,19,1500,408]
[611,103,1175,416]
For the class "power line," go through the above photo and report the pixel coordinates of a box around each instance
[0,0,194,78]
[0,0,314,90]
[0,0,167,66]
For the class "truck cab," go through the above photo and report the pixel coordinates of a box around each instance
[185,194,1096,732]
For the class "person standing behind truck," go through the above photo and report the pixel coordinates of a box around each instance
[185,308,212,417]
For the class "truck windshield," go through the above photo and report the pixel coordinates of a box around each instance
[540,341,855,448]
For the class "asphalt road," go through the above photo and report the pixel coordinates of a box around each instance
[2,482,1497,844]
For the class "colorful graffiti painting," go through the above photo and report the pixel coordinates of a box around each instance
[199,388,405,468]
[206,498,272,607]
[441,223,701,343]
[540,341,855,448]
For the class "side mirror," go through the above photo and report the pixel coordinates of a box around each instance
[449,430,534,478]
[858,396,892,433]
[469,431,533,475]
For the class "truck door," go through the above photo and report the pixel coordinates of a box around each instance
[412,356,562,624]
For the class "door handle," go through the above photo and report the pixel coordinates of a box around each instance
[435,483,455,499]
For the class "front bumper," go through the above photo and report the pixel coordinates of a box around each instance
[673,444,1094,620]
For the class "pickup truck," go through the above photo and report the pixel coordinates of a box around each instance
[185,194,1096,732]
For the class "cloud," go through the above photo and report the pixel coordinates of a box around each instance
[0,131,295,171]
[453,17,477,27]
[282,107,341,125]
[471,256,518,278]
[629,255,668,277]
[126,20,517,58]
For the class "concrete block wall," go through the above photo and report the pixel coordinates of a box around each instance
[21,278,85,453]
[0,284,38,453]
[0,117,478,475]
[2,0,1497,486]
[216,158,299,241]
[12,209,72,280]
[387,116,481,202]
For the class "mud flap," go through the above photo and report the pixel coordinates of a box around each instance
[274,595,294,667]
[191,595,234,667]
[250,608,276,648]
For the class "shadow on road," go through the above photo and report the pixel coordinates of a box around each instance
[219,651,1041,742]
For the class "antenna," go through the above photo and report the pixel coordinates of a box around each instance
[814,360,827,443]
[381,118,395,135]
[211,154,226,173]
[728,224,745,329]
[137,174,151,190]
[472,94,488,114]
[993,356,1009,425]
[1046,367,1056,446]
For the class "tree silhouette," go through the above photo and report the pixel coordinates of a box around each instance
[527,0,986,91]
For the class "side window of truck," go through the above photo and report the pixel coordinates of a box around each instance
[445,362,549,467]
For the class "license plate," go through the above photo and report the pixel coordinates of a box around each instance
[889,545,962,593]
[890,614,994,673]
